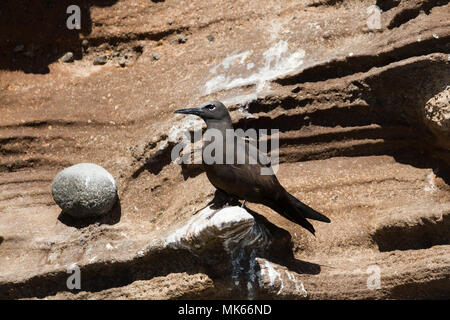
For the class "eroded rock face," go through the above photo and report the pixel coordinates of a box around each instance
[0,0,449,300]
[0,204,303,300]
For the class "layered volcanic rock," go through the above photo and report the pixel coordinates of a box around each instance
[0,0,449,299]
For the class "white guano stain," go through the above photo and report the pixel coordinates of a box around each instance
[264,260,284,295]
[165,206,274,299]
[259,260,307,297]
[164,206,253,248]
[204,40,305,95]
[285,270,307,296]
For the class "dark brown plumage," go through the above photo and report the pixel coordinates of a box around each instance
[175,100,330,235]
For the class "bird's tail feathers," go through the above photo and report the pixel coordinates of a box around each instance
[265,191,331,235]
[267,197,317,235]
[285,192,331,223]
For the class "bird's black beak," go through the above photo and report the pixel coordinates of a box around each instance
[174,107,203,116]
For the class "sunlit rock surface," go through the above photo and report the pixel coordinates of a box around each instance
[0,0,449,299]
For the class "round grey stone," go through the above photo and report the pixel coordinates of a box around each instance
[52,163,117,218]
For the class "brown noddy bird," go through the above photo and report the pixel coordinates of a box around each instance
[175,100,330,235]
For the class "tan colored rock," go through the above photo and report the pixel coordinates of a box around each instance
[43,273,215,300]
[425,87,450,132]
[0,0,449,300]
[423,86,450,149]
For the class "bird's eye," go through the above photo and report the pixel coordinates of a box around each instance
[206,105,216,111]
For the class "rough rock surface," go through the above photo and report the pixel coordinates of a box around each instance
[423,86,450,150]
[52,163,118,218]
[40,205,307,299]
[0,0,449,299]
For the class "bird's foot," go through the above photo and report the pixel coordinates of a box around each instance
[223,195,240,207]
[241,200,247,208]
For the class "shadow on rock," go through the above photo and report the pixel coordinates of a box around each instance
[391,150,450,186]
[180,163,204,180]
[0,0,118,74]
[57,197,121,228]
[244,206,321,276]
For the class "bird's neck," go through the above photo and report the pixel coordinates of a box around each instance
[205,119,233,132]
